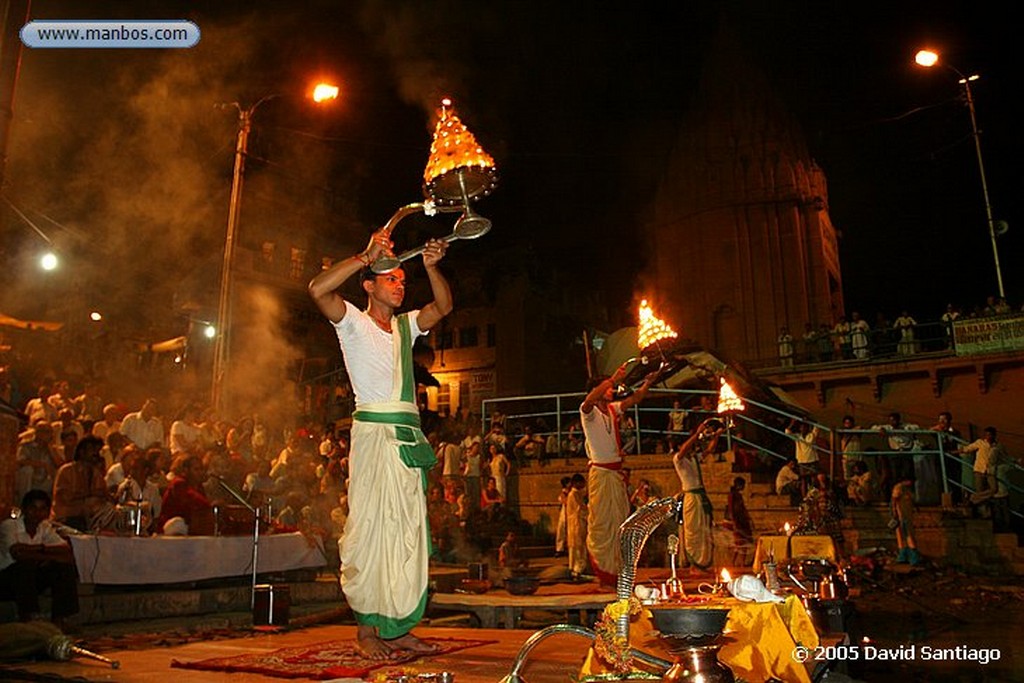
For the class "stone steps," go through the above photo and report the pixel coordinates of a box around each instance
[513,449,1023,576]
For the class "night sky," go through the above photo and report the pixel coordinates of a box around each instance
[4,1,1020,336]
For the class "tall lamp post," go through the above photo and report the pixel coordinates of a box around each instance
[915,49,1005,299]
[211,83,339,412]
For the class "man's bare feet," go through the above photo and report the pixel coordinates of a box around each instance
[385,632,440,655]
[356,625,394,660]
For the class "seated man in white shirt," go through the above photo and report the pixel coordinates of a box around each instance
[0,490,79,627]
[775,458,803,507]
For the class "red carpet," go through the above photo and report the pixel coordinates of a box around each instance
[171,637,496,680]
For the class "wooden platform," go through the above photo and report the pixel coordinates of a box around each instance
[430,585,615,629]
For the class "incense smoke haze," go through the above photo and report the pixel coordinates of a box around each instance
[4,7,341,424]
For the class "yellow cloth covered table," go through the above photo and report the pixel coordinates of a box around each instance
[580,595,820,683]
[752,534,837,572]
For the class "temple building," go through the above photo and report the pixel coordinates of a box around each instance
[646,29,843,365]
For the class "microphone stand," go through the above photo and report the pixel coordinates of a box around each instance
[215,476,272,609]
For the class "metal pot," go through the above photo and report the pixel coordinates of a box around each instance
[818,573,848,600]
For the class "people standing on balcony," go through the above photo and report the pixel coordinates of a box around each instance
[873,311,895,356]
[893,311,918,355]
[850,312,871,360]
[579,362,657,586]
[777,327,795,368]
[308,225,451,659]
[801,323,818,363]
[833,316,852,360]
[672,417,719,573]
[940,304,960,350]
[816,323,834,362]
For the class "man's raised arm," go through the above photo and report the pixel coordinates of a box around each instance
[309,229,390,323]
[415,239,452,331]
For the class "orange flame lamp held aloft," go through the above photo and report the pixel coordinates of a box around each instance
[637,299,678,352]
[370,98,498,274]
[716,377,745,415]
[423,98,498,206]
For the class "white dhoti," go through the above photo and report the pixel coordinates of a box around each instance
[681,488,714,569]
[341,403,433,639]
[586,465,629,584]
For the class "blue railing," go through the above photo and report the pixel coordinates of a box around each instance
[482,390,1023,518]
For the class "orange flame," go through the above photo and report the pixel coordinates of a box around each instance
[720,568,732,583]
[637,299,678,350]
[422,98,497,204]
[716,377,745,414]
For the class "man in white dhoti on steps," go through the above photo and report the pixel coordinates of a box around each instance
[579,363,657,586]
[309,226,451,659]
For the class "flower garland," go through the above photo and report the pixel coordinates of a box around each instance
[593,597,642,673]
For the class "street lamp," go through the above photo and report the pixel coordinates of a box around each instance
[39,250,58,271]
[914,49,1005,299]
[210,82,339,412]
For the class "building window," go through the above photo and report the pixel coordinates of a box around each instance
[437,330,453,350]
[259,241,275,272]
[458,326,478,348]
[437,383,451,417]
[289,247,307,281]
[487,323,496,347]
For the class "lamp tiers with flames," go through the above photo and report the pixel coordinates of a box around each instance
[423,98,498,207]
[716,377,745,429]
[371,98,498,274]
[632,299,679,385]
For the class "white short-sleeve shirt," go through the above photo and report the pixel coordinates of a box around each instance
[333,301,424,406]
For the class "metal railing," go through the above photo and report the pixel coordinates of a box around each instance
[482,390,1024,519]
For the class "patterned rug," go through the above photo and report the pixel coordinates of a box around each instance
[171,637,496,680]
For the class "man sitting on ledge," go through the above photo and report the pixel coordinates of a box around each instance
[0,490,79,629]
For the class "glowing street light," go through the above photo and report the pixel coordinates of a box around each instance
[89,311,102,322]
[312,82,339,103]
[39,251,58,271]
[211,83,339,411]
[915,48,1005,299]
[204,324,216,339]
